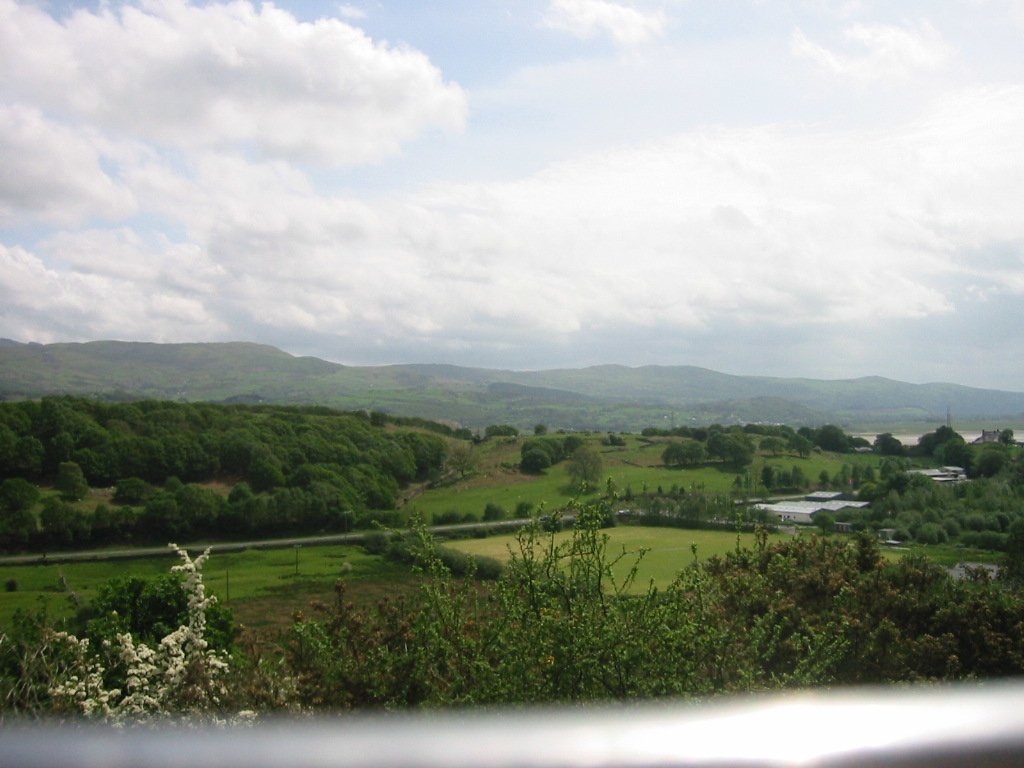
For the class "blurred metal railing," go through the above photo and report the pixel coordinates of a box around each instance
[5,682,1024,768]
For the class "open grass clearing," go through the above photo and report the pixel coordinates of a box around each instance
[446,525,799,593]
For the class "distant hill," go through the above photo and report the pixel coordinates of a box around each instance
[2,339,1023,431]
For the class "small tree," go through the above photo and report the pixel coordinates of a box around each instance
[0,478,39,512]
[40,498,88,548]
[874,433,905,456]
[483,503,507,522]
[566,446,603,490]
[813,511,835,534]
[56,461,88,502]
[520,446,552,474]
[1003,519,1024,585]
[662,441,706,467]
[789,435,813,458]
[446,442,477,478]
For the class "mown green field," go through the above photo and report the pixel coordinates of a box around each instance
[447,526,799,593]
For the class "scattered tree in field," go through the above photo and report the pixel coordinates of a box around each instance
[566,445,603,489]
[520,446,552,474]
[707,431,754,467]
[662,440,706,467]
[759,437,786,456]
[113,477,154,505]
[446,442,477,478]
[533,424,548,436]
[789,434,813,458]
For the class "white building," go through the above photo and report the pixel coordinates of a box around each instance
[754,496,869,525]
[907,467,967,484]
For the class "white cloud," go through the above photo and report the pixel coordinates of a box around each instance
[8,81,1023,370]
[0,240,227,343]
[0,0,466,165]
[1011,0,1024,29]
[541,0,667,47]
[0,105,136,226]
[791,21,952,81]
[338,4,367,20]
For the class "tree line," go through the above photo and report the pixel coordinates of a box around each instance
[0,398,451,551]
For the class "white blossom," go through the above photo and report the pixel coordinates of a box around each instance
[48,544,231,722]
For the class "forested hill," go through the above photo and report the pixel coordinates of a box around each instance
[2,339,1024,430]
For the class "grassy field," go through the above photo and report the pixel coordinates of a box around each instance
[447,526,798,593]
[1,521,1002,636]
[0,525,792,631]
[407,434,894,522]
[0,544,416,633]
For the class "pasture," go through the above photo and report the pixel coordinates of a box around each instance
[0,544,414,632]
[447,525,798,593]
[408,433,890,522]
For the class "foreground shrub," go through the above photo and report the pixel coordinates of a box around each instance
[43,546,231,721]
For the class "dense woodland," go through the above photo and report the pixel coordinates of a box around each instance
[0,398,450,550]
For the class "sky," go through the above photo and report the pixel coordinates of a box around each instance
[2,0,1024,390]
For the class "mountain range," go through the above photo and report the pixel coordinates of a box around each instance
[1,339,1022,432]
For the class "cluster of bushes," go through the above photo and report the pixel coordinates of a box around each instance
[363,530,502,580]
[651,424,853,470]
[839,458,1024,546]
[518,435,584,473]
[620,489,765,530]
[874,426,1017,478]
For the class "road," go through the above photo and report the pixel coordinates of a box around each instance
[0,517,541,566]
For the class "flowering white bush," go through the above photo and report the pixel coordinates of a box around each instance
[49,545,229,722]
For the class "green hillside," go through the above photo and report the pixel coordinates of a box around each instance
[2,339,1023,431]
